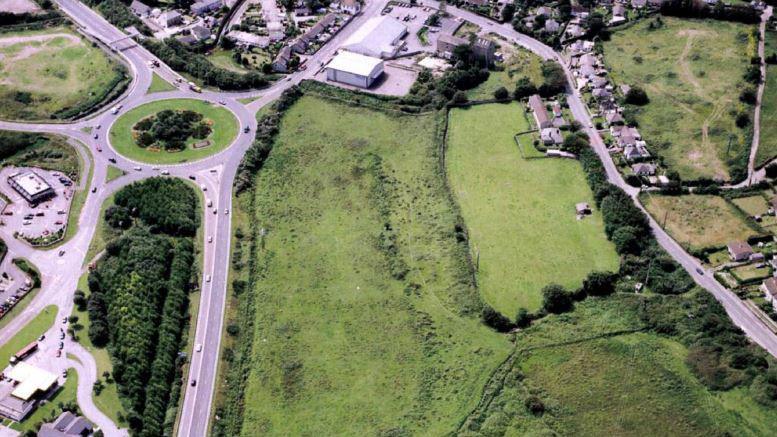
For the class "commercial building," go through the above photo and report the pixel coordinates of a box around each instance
[0,362,58,421]
[326,51,384,88]
[8,171,55,204]
[341,15,407,59]
[437,34,496,65]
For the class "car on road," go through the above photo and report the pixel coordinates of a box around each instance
[213,209,217,215]
[208,236,212,243]
[56,350,61,357]
[206,199,212,207]
[96,124,101,130]
[205,275,211,283]
[134,166,142,171]
[190,379,196,386]
[22,220,31,226]
[58,342,63,349]
[93,134,98,140]
[696,267,704,275]
[195,343,202,352]
[91,187,96,193]
[96,146,102,152]
[62,317,67,324]
[60,332,65,339]
[218,100,226,105]
[243,126,250,133]
[62,370,67,378]
[108,158,116,163]
[200,184,207,191]
[189,175,196,180]
[38,335,45,341]
[58,250,65,257]
[161,170,170,175]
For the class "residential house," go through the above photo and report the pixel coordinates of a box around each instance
[605,111,624,126]
[623,143,650,161]
[552,103,566,127]
[227,30,269,48]
[437,33,467,59]
[336,0,361,14]
[527,94,552,129]
[38,412,93,437]
[565,23,586,38]
[570,5,589,18]
[156,10,182,29]
[190,25,211,41]
[536,6,554,17]
[130,0,151,17]
[728,240,754,262]
[592,88,612,100]
[763,278,777,310]
[568,39,594,55]
[632,0,647,8]
[190,0,222,15]
[544,19,560,33]
[472,37,496,65]
[272,45,293,73]
[268,21,285,41]
[613,4,627,16]
[631,163,656,176]
[541,127,563,145]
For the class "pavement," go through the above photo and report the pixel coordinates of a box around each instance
[0,0,774,436]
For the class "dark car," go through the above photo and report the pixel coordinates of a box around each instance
[190,379,197,386]
[109,158,117,163]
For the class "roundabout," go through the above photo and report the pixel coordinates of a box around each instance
[108,98,239,165]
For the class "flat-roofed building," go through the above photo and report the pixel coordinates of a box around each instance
[326,51,384,88]
[342,15,407,59]
[0,362,58,422]
[8,171,55,204]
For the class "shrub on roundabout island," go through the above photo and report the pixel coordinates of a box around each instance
[132,109,212,151]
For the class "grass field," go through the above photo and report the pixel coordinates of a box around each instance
[642,194,758,251]
[730,263,771,282]
[461,295,777,436]
[603,17,753,180]
[757,30,777,167]
[447,103,618,315]
[0,26,125,121]
[148,73,176,94]
[109,99,238,164]
[467,43,544,100]
[732,195,770,217]
[226,96,511,436]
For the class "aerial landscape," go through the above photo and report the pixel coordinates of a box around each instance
[2,0,777,435]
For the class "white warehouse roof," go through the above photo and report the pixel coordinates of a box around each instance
[7,362,57,401]
[341,15,407,58]
[10,171,51,197]
[327,51,384,77]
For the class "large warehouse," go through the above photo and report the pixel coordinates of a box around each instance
[341,15,407,59]
[326,51,384,88]
[8,170,55,204]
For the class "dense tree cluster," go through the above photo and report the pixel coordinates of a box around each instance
[0,131,41,160]
[133,110,211,151]
[143,39,270,90]
[110,177,200,236]
[660,0,760,24]
[87,178,198,435]
[538,60,567,97]
[624,86,649,105]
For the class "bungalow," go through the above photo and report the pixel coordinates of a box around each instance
[565,24,586,38]
[190,25,211,41]
[541,127,563,145]
[728,240,754,262]
[568,40,594,55]
[536,6,554,17]
[592,88,612,100]
[544,19,560,33]
[527,94,552,129]
[605,111,624,126]
[762,277,777,309]
[631,163,656,176]
[190,0,222,15]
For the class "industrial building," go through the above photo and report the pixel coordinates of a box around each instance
[0,362,59,421]
[8,170,55,204]
[341,15,407,59]
[326,51,384,88]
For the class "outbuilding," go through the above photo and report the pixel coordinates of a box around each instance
[326,51,384,88]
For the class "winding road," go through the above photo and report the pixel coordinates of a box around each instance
[0,0,775,436]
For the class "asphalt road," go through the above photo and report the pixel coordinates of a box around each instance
[0,0,775,436]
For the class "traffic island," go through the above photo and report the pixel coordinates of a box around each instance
[109,98,239,164]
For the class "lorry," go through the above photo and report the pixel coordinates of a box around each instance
[188,81,202,93]
[10,341,38,364]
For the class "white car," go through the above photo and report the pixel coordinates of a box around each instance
[161,170,170,175]
[205,274,211,283]
[208,236,213,243]
[200,184,207,191]
[134,166,142,171]
[195,343,202,352]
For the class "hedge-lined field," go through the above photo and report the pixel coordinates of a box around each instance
[446,103,618,315]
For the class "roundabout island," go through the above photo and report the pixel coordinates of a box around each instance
[109,98,239,164]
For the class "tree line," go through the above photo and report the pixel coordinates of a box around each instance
[143,38,270,90]
[87,178,198,435]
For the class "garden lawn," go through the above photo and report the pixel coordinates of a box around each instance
[757,30,777,167]
[731,195,770,217]
[602,17,754,181]
[730,263,771,282]
[109,99,238,164]
[447,103,618,315]
[467,44,544,100]
[232,96,510,436]
[0,26,125,121]
[642,194,758,251]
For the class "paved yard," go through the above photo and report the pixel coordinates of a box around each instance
[0,0,40,14]
[0,167,74,246]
